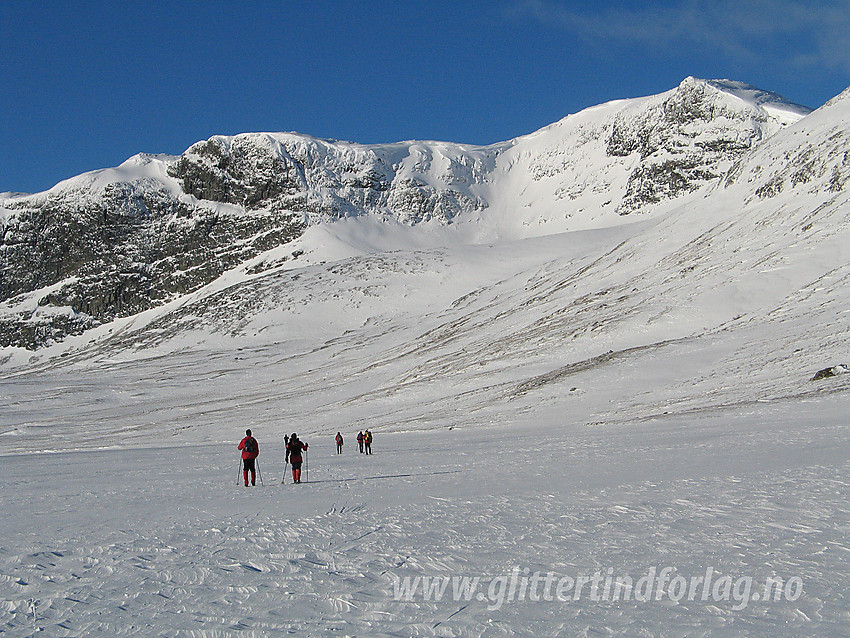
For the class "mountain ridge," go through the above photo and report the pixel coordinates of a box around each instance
[0,77,819,352]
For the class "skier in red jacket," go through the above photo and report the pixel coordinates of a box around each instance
[238,429,260,486]
[286,433,308,483]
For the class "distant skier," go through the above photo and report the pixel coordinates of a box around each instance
[335,432,344,454]
[286,433,309,483]
[357,430,365,453]
[364,429,373,455]
[238,429,260,487]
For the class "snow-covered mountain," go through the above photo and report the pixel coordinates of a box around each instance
[0,77,809,350]
[1,77,848,456]
[3,79,850,636]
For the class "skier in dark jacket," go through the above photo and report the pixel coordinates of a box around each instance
[238,429,260,486]
[335,432,344,454]
[286,433,309,483]
[357,430,364,453]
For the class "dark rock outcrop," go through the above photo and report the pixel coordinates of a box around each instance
[812,365,849,381]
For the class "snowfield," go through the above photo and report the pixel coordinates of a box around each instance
[2,397,849,636]
[2,81,850,635]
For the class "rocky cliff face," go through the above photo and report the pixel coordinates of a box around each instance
[0,157,304,349]
[169,133,494,224]
[0,78,811,350]
[609,78,809,215]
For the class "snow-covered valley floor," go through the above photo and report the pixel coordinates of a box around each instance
[3,394,849,636]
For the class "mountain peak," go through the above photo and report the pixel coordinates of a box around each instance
[667,76,812,119]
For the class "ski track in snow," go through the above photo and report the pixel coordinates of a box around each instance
[2,399,849,636]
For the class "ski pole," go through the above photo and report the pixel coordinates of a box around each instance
[305,448,309,483]
[237,458,243,486]
[283,436,290,484]
[256,460,264,487]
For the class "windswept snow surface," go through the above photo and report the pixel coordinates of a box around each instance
[2,398,850,636]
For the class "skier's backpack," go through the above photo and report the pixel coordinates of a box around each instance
[245,437,257,454]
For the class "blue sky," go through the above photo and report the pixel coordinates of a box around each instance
[2,0,849,194]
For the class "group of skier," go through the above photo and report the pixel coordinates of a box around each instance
[336,430,373,455]
[237,428,373,487]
